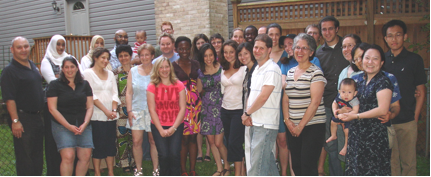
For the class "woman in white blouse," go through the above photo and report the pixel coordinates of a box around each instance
[81,35,106,71]
[219,40,246,176]
[82,47,120,176]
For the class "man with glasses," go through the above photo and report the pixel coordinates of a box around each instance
[305,24,322,50]
[314,16,348,176]
[383,19,426,176]
[110,30,140,70]
[155,21,175,58]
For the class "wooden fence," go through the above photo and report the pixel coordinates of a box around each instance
[29,35,93,69]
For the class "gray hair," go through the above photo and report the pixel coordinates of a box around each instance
[11,36,29,47]
[293,33,317,60]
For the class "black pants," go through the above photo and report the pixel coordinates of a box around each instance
[151,123,183,176]
[220,108,245,162]
[287,123,325,176]
[43,104,62,176]
[7,111,44,176]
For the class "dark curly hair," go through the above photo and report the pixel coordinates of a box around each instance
[219,40,241,70]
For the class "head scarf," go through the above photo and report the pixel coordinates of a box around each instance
[44,34,69,65]
[86,35,105,61]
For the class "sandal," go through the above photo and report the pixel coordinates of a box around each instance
[181,172,189,176]
[152,169,160,176]
[204,155,211,162]
[196,156,203,162]
[221,169,230,176]
[189,171,197,176]
[123,167,131,173]
[212,171,222,176]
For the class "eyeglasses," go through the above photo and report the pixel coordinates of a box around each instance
[162,28,173,33]
[307,32,319,36]
[294,46,310,51]
[342,44,354,50]
[386,33,403,40]
[116,35,128,39]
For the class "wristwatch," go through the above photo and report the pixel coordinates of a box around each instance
[13,118,19,123]
[112,109,117,112]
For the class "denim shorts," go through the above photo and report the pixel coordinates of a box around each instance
[51,120,94,151]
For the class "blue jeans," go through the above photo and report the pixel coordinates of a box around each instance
[248,126,279,176]
[151,123,183,176]
[323,107,344,175]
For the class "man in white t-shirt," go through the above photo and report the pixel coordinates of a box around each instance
[242,34,282,176]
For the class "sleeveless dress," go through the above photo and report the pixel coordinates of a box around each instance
[172,60,202,135]
[198,66,224,135]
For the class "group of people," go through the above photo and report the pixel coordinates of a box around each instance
[1,16,426,177]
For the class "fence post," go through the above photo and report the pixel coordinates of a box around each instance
[231,0,242,28]
[366,0,375,43]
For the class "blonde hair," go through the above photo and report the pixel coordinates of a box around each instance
[150,57,178,86]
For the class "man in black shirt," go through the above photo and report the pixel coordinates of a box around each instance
[1,36,44,175]
[382,20,426,176]
[314,16,349,176]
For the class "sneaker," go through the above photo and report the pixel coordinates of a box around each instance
[152,169,160,176]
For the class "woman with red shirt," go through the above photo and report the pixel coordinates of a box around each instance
[147,57,186,176]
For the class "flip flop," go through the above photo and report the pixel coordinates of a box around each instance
[196,156,203,162]
[204,155,211,162]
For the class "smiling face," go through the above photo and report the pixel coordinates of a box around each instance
[294,39,314,63]
[10,38,30,62]
[342,37,356,61]
[283,38,294,57]
[160,36,174,56]
[384,25,407,52]
[353,48,364,71]
[211,38,223,54]
[362,49,383,76]
[244,28,257,43]
[118,51,131,66]
[268,27,280,48]
[56,39,65,55]
[177,41,191,60]
[223,45,236,63]
[238,47,253,66]
[196,38,206,50]
[139,49,154,65]
[62,60,78,80]
[95,52,110,68]
[253,41,271,62]
[232,30,245,44]
[307,26,321,43]
[114,31,128,45]
[321,21,338,44]
[94,38,104,48]
[158,60,171,79]
[203,49,215,67]
[338,84,357,102]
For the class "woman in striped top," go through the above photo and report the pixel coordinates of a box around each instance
[282,33,327,175]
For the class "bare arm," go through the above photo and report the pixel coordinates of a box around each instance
[342,89,392,122]
[147,92,165,135]
[78,96,94,134]
[282,92,295,134]
[125,72,135,126]
[197,78,203,93]
[167,89,187,136]
[414,84,426,121]
[332,101,339,118]
[6,100,24,138]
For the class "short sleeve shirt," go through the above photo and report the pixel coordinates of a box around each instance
[46,79,93,125]
[384,48,427,124]
[284,64,327,126]
[1,59,44,111]
[147,80,185,126]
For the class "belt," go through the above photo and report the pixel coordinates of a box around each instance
[18,109,41,114]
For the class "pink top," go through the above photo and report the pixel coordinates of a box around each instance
[133,41,147,54]
[147,80,185,126]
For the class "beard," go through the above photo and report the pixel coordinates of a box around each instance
[115,39,128,46]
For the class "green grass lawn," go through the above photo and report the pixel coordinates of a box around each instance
[0,125,429,176]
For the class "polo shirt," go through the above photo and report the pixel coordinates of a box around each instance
[315,36,349,108]
[1,59,44,112]
[248,59,282,130]
[384,47,427,124]
[152,52,179,64]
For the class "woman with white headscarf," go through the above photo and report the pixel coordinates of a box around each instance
[81,35,110,71]
[41,34,82,175]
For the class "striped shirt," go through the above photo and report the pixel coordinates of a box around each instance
[284,64,327,126]
[248,59,282,130]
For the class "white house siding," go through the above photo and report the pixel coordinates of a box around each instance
[0,0,157,69]
[0,0,65,68]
